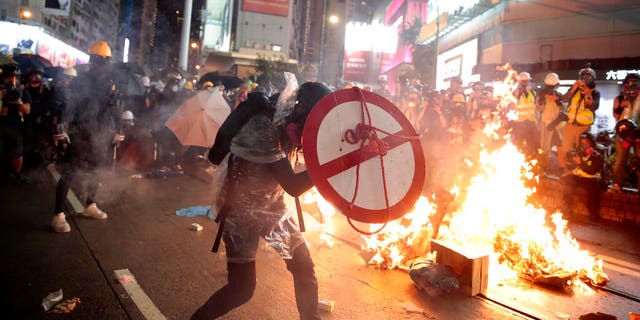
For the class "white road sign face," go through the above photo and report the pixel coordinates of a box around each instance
[303,88,425,223]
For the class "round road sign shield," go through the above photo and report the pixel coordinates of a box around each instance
[302,88,425,223]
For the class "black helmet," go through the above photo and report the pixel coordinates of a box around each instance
[27,66,45,75]
[296,82,333,114]
[0,64,21,77]
[578,132,596,145]
[615,119,637,142]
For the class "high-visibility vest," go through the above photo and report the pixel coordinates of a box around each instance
[515,91,537,122]
[567,91,594,125]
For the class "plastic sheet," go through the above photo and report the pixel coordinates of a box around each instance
[216,114,305,263]
[409,259,460,296]
[273,72,299,126]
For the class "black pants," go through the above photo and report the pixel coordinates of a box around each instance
[562,175,602,220]
[55,169,98,213]
[191,244,320,320]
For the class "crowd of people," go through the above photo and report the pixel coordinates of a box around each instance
[3,36,640,317]
[385,65,640,221]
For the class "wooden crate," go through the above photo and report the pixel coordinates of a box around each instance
[430,239,489,296]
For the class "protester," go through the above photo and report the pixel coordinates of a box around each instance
[50,67,77,162]
[23,65,52,167]
[610,73,640,193]
[51,40,116,233]
[556,64,600,174]
[0,63,31,183]
[562,132,605,220]
[466,81,484,119]
[510,71,539,156]
[192,82,333,320]
[537,73,563,153]
[112,110,154,171]
[420,90,447,192]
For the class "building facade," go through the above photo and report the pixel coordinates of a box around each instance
[420,0,640,130]
[0,0,119,61]
[200,0,296,80]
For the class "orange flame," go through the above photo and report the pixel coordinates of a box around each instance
[300,64,608,290]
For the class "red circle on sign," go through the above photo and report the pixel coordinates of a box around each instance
[302,88,425,223]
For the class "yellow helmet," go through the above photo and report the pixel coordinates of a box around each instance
[183,81,193,90]
[88,41,112,58]
[202,81,214,88]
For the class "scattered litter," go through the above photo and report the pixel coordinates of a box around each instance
[118,274,136,284]
[176,206,211,217]
[41,289,63,311]
[129,174,144,179]
[555,312,570,319]
[408,259,460,296]
[318,298,335,313]
[49,297,80,314]
[191,223,203,231]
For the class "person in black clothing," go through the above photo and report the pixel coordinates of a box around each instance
[0,63,31,183]
[23,65,52,166]
[192,82,333,320]
[562,132,605,220]
[51,41,117,233]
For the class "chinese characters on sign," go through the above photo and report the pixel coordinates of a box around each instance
[605,70,640,81]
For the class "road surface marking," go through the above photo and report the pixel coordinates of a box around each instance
[114,269,167,320]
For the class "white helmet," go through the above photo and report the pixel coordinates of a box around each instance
[121,110,134,120]
[517,72,532,81]
[544,72,560,86]
[140,76,150,87]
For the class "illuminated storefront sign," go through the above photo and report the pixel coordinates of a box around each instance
[343,51,370,83]
[605,69,640,81]
[436,38,478,89]
[0,21,88,67]
[242,0,289,17]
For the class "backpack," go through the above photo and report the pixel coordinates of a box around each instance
[208,91,276,165]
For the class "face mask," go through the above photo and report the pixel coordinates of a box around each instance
[171,85,178,93]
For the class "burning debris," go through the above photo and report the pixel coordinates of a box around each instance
[353,63,609,292]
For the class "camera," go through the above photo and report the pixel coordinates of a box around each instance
[565,148,581,170]
[547,112,569,131]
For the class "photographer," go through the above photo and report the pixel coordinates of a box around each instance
[0,63,31,183]
[611,119,640,194]
[557,64,600,175]
[610,74,640,193]
[510,72,539,156]
[562,132,604,221]
[537,73,564,156]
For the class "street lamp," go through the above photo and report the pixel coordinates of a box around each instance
[20,8,32,19]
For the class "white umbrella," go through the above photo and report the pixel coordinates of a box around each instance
[165,89,231,147]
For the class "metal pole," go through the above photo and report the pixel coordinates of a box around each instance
[178,0,193,72]
[433,3,440,88]
[319,0,328,82]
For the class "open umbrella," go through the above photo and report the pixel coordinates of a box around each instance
[165,88,231,147]
[197,72,245,90]
[14,54,52,73]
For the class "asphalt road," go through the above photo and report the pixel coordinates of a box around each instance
[1,164,639,320]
